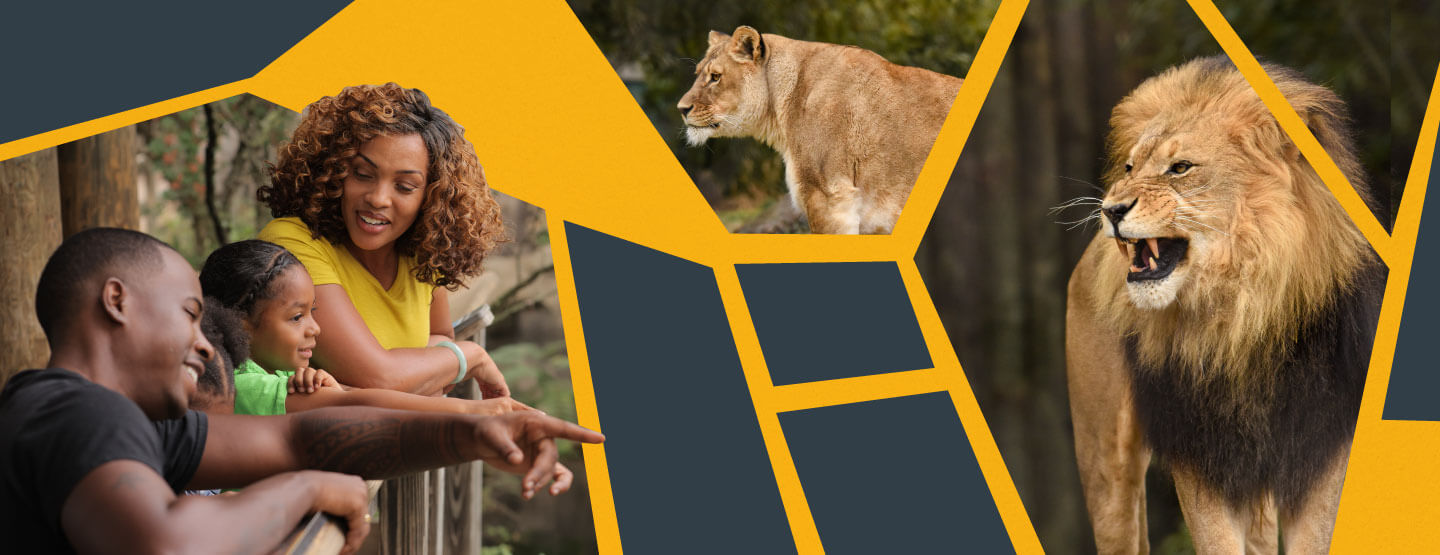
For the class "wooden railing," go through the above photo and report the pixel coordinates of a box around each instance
[282,305,493,555]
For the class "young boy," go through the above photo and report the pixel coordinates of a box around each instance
[0,228,603,553]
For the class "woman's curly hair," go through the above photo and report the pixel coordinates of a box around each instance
[257,83,506,289]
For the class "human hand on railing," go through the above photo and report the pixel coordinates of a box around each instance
[460,341,509,398]
[466,396,539,416]
[302,470,371,554]
[289,366,340,394]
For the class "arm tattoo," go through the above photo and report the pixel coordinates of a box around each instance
[293,411,472,478]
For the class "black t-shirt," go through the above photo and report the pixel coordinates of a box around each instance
[0,368,208,553]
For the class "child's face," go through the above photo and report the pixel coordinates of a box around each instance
[247,266,320,371]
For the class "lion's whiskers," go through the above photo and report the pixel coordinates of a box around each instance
[1173,215,1229,236]
[1058,175,1106,195]
[1058,208,1104,230]
[1050,196,1104,215]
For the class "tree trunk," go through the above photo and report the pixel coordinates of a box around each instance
[56,126,140,237]
[0,148,64,386]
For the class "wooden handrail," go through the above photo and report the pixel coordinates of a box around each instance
[279,481,384,555]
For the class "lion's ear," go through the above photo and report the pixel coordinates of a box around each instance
[729,25,766,64]
[708,30,730,49]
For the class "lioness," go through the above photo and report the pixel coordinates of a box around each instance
[1066,57,1384,553]
[677,26,962,234]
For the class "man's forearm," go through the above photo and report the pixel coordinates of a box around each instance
[290,407,481,478]
[170,472,324,554]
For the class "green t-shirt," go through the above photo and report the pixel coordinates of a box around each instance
[233,359,295,416]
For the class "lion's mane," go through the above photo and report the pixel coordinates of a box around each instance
[1083,57,1384,510]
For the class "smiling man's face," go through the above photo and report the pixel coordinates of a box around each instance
[121,248,214,420]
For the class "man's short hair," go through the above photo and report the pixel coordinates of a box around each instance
[34,228,175,343]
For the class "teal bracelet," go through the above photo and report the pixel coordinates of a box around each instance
[436,341,467,384]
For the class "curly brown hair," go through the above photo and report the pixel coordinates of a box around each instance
[258,83,506,289]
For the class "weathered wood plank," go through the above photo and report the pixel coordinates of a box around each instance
[0,148,63,387]
[55,126,139,237]
[443,380,485,554]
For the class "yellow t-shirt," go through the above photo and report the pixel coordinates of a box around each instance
[259,217,433,350]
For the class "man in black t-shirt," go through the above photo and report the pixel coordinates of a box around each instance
[0,369,211,553]
[0,228,604,553]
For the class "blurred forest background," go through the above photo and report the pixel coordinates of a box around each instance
[568,0,999,232]
[0,94,591,554]
[916,0,1439,553]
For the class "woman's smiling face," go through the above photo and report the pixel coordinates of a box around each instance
[246,266,321,371]
[341,133,429,253]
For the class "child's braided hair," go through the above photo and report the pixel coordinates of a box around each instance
[199,239,303,318]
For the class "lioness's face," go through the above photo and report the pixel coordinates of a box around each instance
[677,29,768,146]
[1101,117,1246,310]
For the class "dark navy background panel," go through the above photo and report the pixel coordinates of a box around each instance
[736,262,933,386]
[565,223,796,553]
[780,392,1013,554]
[0,2,350,144]
[1384,131,1440,421]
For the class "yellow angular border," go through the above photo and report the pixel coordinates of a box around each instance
[1188,0,1396,264]
[1191,0,1440,549]
[546,0,1043,550]
[1333,67,1440,551]
[6,0,1434,551]
[0,79,255,161]
[548,219,625,553]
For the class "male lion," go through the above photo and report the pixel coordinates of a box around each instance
[1066,57,1384,553]
[676,26,962,234]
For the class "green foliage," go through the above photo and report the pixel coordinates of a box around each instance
[488,340,578,457]
[138,95,298,265]
[481,340,591,554]
[480,527,520,555]
[568,0,997,207]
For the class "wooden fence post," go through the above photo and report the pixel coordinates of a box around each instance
[371,308,489,554]
[282,306,490,555]
[0,148,64,386]
[56,125,139,237]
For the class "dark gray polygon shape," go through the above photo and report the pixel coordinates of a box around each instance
[0,2,349,144]
[1384,130,1440,421]
[779,392,1014,553]
[566,223,796,553]
[736,262,933,386]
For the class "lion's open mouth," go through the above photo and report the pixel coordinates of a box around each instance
[1116,237,1188,282]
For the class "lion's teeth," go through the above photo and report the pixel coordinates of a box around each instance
[1130,264,1143,273]
[1146,238,1159,259]
[1148,256,1158,271]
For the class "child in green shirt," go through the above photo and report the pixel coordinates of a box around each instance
[199,239,572,495]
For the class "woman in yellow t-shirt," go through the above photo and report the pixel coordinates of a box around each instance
[257,83,508,398]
